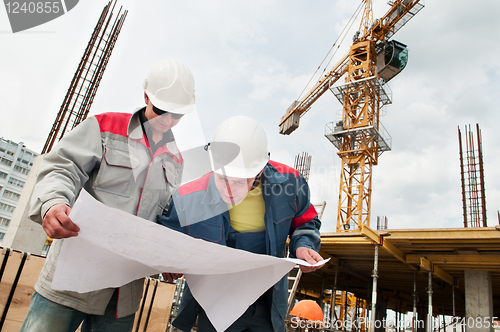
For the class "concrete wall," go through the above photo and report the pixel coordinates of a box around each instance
[3,155,47,255]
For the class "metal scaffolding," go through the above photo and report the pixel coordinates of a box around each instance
[42,1,128,154]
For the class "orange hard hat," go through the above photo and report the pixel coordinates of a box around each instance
[289,300,323,322]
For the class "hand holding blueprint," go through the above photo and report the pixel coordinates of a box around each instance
[52,190,329,331]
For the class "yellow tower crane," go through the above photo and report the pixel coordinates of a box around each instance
[279,0,424,232]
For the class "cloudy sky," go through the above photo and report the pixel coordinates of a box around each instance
[1,0,499,233]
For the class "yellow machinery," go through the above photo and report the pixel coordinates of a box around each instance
[332,291,368,331]
[279,0,424,232]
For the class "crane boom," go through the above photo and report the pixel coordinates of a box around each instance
[279,0,423,232]
[279,54,349,135]
[279,0,423,136]
[367,0,424,41]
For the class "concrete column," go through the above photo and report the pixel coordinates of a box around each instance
[464,270,494,332]
[3,154,47,255]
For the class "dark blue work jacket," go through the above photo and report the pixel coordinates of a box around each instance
[157,161,321,332]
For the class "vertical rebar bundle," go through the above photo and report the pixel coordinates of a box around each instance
[42,1,128,154]
[294,152,312,182]
[458,124,487,227]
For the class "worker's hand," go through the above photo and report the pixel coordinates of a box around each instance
[161,273,183,283]
[42,203,80,239]
[295,247,325,273]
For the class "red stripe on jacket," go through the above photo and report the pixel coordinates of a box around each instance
[94,112,131,137]
[269,160,299,178]
[291,205,317,228]
[178,172,213,197]
[95,112,182,164]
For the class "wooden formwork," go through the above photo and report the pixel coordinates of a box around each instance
[0,247,177,332]
[0,248,45,331]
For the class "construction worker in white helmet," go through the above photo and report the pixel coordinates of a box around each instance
[21,59,196,332]
[158,115,324,332]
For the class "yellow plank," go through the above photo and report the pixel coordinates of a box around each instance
[419,257,455,286]
[419,257,432,271]
[406,254,500,265]
[433,265,455,286]
[133,278,177,331]
[380,227,500,240]
[361,225,380,244]
[381,238,405,263]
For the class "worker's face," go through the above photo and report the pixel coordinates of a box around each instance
[214,174,254,205]
[144,94,182,134]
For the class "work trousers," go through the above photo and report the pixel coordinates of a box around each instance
[19,290,135,332]
[195,295,274,332]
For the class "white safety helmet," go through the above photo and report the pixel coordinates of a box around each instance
[210,116,269,179]
[143,59,195,114]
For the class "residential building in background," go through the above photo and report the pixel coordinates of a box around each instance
[0,138,39,244]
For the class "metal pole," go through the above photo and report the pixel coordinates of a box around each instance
[332,265,339,329]
[413,271,417,332]
[458,127,468,227]
[355,297,359,332]
[344,283,348,332]
[441,288,445,332]
[476,124,487,227]
[370,245,379,332]
[396,295,399,332]
[452,285,456,332]
[427,272,433,332]
[320,273,326,312]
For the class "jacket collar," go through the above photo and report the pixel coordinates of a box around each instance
[261,162,288,186]
[201,173,226,206]
[127,107,181,162]
[200,162,286,205]
[127,108,144,141]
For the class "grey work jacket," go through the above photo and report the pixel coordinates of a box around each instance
[29,109,182,317]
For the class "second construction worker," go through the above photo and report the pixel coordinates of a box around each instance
[158,116,324,332]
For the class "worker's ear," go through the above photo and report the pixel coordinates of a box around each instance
[144,92,150,105]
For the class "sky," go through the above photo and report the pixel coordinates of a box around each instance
[1,0,500,233]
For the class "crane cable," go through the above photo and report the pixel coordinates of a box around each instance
[296,1,366,104]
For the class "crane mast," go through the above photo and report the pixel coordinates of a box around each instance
[279,0,424,232]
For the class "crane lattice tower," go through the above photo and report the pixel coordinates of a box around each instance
[279,0,424,232]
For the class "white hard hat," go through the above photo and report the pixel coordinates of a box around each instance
[143,59,195,114]
[210,116,269,178]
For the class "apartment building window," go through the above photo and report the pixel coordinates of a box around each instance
[0,171,6,179]
[17,157,31,165]
[8,177,25,188]
[0,202,15,213]
[3,190,20,202]
[13,165,29,176]
[0,217,9,227]
[0,157,12,167]
[0,233,5,242]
